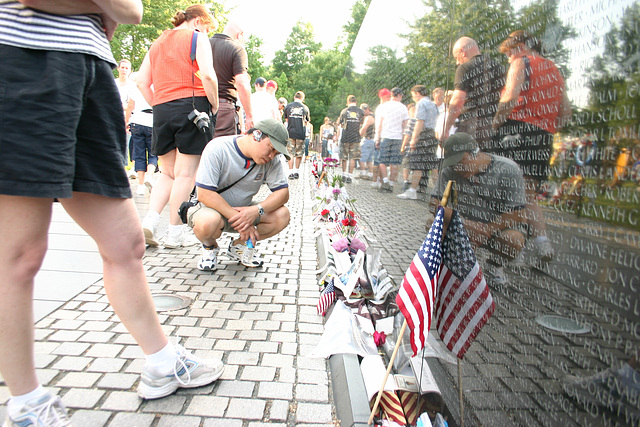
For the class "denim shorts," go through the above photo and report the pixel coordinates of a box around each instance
[360,139,375,163]
[378,138,403,165]
[0,44,131,198]
[130,123,158,171]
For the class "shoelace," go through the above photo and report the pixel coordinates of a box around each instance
[172,346,192,386]
[33,397,69,427]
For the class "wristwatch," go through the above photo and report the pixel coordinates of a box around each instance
[257,204,265,216]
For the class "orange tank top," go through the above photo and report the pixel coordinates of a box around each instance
[149,29,207,106]
[509,55,565,134]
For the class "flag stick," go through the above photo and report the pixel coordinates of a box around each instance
[317,170,326,188]
[368,180,455,425]
[458,359,465,427]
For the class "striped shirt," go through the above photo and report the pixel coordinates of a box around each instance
[0,0,115,66]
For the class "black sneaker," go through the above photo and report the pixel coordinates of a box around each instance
[293,173,299,179]
[288,173,296,179]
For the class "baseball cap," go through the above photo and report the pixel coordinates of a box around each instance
[255,77,267,86]
[441,133,479,168]
[360,103,369,110]
[254,119,291,160]
[266,79,278,89]
[378,88,391,98]
[391,87,403,96]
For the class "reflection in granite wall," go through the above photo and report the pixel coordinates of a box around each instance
[343,0,640,425]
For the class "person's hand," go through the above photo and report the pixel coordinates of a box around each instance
[410,140,417,150]
[101,13,118,40]
[244,118,254,133]
[228,206,259,234]
[239,225,260,244]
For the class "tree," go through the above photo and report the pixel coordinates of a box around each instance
[245,34,267,82]
[110,0,229,71]
[402,0,514,91]
[271,21,322,82]
[340,0,372,53]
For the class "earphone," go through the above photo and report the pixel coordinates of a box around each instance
[253,130,263,141]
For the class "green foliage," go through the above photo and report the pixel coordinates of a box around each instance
[110,0,229,71]
[341,0,372,53]
[271,21,322,82]
[245,34,266,82]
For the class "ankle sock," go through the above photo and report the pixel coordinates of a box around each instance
[145,342,177,374]
[8,385,48,417]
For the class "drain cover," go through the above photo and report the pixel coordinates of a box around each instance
[535,314,590,334]
[151,294,193,312]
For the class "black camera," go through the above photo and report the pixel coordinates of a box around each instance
[188,109,211,134]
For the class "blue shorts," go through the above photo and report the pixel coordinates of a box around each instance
[130,123,159,171]
[0,44,131,199]
[360,139,375,163]
[378,138,403,165]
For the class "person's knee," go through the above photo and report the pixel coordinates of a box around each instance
[11,238,48,281]
[269,206,290,232]
[192,212,223,241]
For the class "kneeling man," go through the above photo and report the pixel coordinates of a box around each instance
[187,119,291,270]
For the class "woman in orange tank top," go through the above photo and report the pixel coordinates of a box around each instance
[137,5,219,248]
[492,30,572,264]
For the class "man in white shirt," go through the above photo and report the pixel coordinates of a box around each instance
[251,77,280,123]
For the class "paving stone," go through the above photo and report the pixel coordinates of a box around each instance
[101,391,142,411]
[240,366,276,382]
[257,382,293,400]
[141,395,186,414]
[295,402,333,424]
[202,419,244,427]
[109,412,155,427]
[156,415,202,427]
[56,372,101,388]
[97,373,139,390]
[268,399,290,421]
[69,410,112,427]
[225,398,267,420]
[62,388,105,408]
[87,358,126,373]
[216,380,255,397]
[261,354,294,368]
[86,344,124,358]
[227,351,260,365]
[51,342,91,356]
[184,396,228,417]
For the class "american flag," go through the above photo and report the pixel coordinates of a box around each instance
[395,206,444,357]
[435,209,495,359]
[317,277,336,316]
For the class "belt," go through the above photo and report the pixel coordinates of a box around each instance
[220,99,236,104]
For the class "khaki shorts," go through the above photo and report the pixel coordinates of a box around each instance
[187,202,260,233]
[340,142,361,161]
[288,139,305,158]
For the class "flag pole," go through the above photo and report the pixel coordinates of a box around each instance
[368,180,455,425]
[458,359,465,427]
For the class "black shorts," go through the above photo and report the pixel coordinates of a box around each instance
[491,119,553,183]
[0,44,131,199]
[152,97,214,156]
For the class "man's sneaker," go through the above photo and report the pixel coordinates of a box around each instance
[137,344,224,400]
[142,215,160,247]
[136,185,146,196]
[370,180,381,189]
[226,240,264,268]
[197,246,218,271]
[397,188,418,200]
[534,238,554,262]
[402,181,411,192]
[163,227,199,249]
[288,173,296,179]
[343,176,352,183]
[487,266,507,286]
[293,173,299,179]
[4,393,71,427]
[379,182,393,192]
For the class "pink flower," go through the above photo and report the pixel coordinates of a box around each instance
[331,237,349,252]
[373,331,386,346]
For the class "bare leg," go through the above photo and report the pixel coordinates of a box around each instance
[169,152,201,226]
[0,196,51,395]
[148,150,175,215]
[60,194,167,354]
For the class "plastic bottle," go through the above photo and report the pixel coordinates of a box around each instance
[242,238,254,264]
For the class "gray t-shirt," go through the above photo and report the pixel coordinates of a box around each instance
[432,154,526,224]
[195,136,288,207]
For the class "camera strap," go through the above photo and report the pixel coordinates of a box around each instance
[190,30,197,110]
[217,163,256,194]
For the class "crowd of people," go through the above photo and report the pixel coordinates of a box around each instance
[0,0,572,422]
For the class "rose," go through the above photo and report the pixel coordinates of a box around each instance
[321,209,330,217]
[349,219,356,227]
[341,218,350,226]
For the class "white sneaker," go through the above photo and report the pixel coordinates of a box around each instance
[370,180,381,189]
[4,393,71,427]
[127,168,138,179]
[163,227,199,249]
[226,240,264,268]
[197,246,218,271]
[397,188,417,200]
[142,214,160,247]
[534,238,554,262]
[137,344,224,400]
[136,185,146,196]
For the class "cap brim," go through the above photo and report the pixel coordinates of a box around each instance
[271,139,291,160]
[441,152,465,169]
